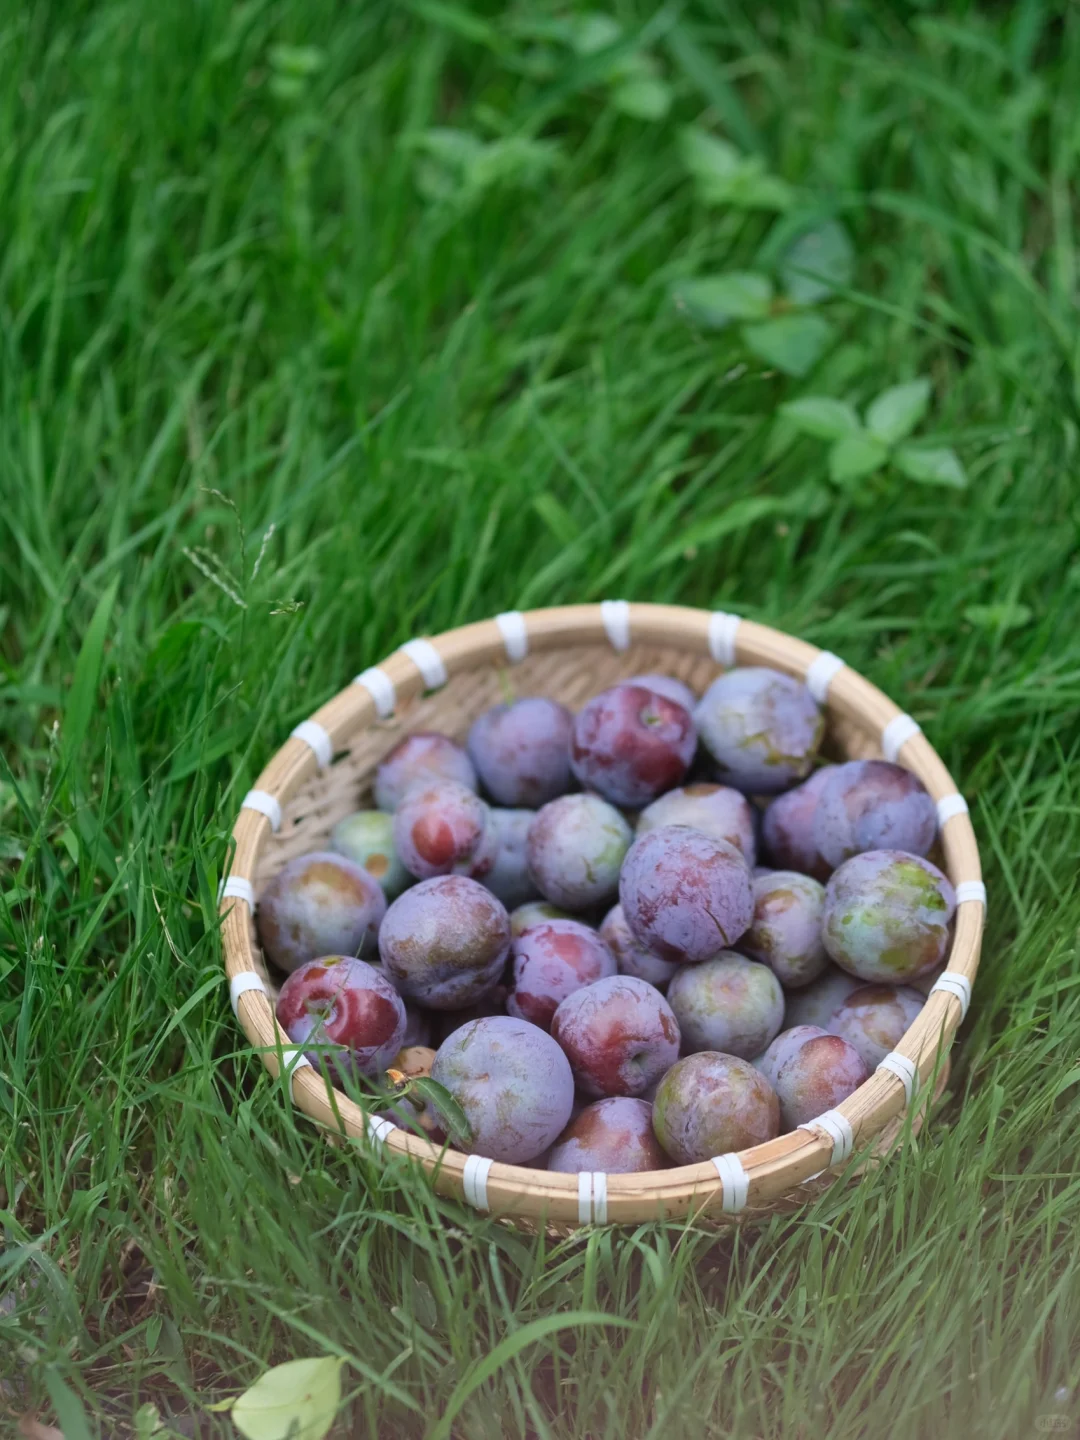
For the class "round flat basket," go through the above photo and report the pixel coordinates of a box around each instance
[219,604,984,1226]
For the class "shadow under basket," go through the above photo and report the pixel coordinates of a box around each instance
[219,604,984,1227]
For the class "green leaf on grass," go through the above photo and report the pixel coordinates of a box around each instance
[612,75,672,119]
[231,1356,345,1440]
[780,396,862,440]
[780,219,855,304]
[63,576,119,762]
[829,432,889,484]
[571,13,622,53]
[866,378,931,444]
[743,314,832,376]
[43,1373,93,1440]
[964,601,1032,631]
[894,445,968,488]
[409,1077,473,1146]
[672,272,773,327]
[679,127,794,210]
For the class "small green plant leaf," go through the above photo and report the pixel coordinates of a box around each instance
[743,314,832,376]
[409,1077,472,1145]
[866,378,932,444]
[672,273,773,328]
[964,601,1033,632]
[43,1373,93,1440]
[571,12,622,53]
[612,75,672,119]
[780,396,862,440]
[829,432,890,484]
[268,45,326,77]
[679,127,793,210]
[780,219,855,304]
[231,1356,345,1440]
[894,445,968,488]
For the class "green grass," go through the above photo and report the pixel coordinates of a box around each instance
[3,0,1080,1435]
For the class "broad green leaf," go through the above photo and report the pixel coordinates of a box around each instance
[780,219,855,304]
[780,396,862,440]
[63,576,119,762]
[43,1373,93,1440]
[964,601,1032,631]
[829,432,889,484]
[866,378,931,444]
[679,127,793,209]
[724,167,795,210]
[612,75,672,120]
[409,1077,473,1145]
[231,1356,345,1440]
[672,272,773,328]
[743,314,832,376]
[894,445,968,488]
[571,12,622,54]
[679,126,741,185]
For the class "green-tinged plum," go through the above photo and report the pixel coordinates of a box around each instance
[696,667,824,795]
[652,1053,780,1164]
[738,870,828,988]
[276,956,405,1079]
[667,953,784,1059]
[257,852,386,974]
[527,793,632,909]
[548,1097,670,1174]
[619,825,753,964]
[571,683,696,807]
[551,975,680,1098]
[599,903,679,990]
[393,780,496,880]
[637,783,757,866]
[827,983,925,1070]
[507,919,616,1030]
[378,875,510,1009]
[758,1025,868,1129]
[467,697,574,807]
[331,810,411,898]
[813,760,937,869]
[823,849,956,982]
[431,1016,574,1163]
[373,731,477,812]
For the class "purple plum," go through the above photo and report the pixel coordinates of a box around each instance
[527,793,632,909]
[401,1002,433,1049]
[276,956,405,1078]
[551,975,680,1098]
[599,903,679,990]
[761,767,835,880]
[696,668,824,795]
[625,673,698,710]
[827,983,925,1070]
[823,849,956,983]
[758,1026,868,1129]
[813,760,937,870]
[510,900,573,937]
[783,966,862,1030]
[570,683,696,807]
[618,825,754,965]
[507,919,616,1030]
[637,783,757,866]
[483,808,541,908]
[652,1053,780,1164]
[431,1016,574,1164]
[548,1097,670,1174]
[666,953,784,1059]
[393,780,496,880]
[373,731,477,812]
[256,852,387,974]
[378,875,510,1009]
[331,810,411,899]
[467,697,574,807]
[738,870,828,988]
[755,1025,829,1086]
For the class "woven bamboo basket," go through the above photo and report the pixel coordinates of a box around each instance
[219,603,984,1226]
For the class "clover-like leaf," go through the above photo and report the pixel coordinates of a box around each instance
[866,378,931,445]
[231,1356,345,1440]
[743,314,832,376]
[612,74,672,119]
[673,273,773,328]
[571,12,622,54]
[894,445,968,488]
[828,432,889,484]
[780,219,855,304]
[779,396,862,440]
[679,128,793,210]
[964,601,1033,632]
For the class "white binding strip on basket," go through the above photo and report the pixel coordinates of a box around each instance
[229,971,267,1016]
[877,1051,919,1103]
[278,1047,312,1079]
[708,611,741,666]
[955,880,987,906]
[711,1152,750,1213]
[600,599,631,652]
[241,790,282,832]
[495,610,529,663]
[798,1108,854,1167]
[290,719,334,769]
[353,666,396,717]
[462,1154,493,1212]
[936,793,969,826]
[881,713,922,763]
[577,1172,609,1225]
[366,1114,396,1145]
[930,970,973,1020]
[220,876,255,908]
[400,638,448,690]
[805,650,846,704]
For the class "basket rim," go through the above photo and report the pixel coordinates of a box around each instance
[219,602,984,1225]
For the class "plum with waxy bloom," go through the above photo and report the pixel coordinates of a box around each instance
[571,683,696,807]
[619,825,753,965]
[548,1097,669,1174]
[257,852,386,974]
[696,667,824,795]
[467,697,574,807]
[652,1053,780,1164]
[506,919,616,1030]
[374,732,477,812]
[378,875,510,1010]
[551,975,680,1098]
[276,956,405,1078]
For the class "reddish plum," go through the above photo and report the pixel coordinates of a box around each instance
[599,903,679,990]
[761,767,835,880]
[551,974,680,1098]
[638,783,757,866]
[625,673,697,711]
[467,697,574,807]
[527,793,632,909]
[507,919,616,1030]
[374,731,477,812]
[257,852,386,974]
[738,870,828,988]
[378,875,510,1009]
[276,956,405,1078]
[696,667,824,795]
[652,1053,780,1164]
[331,810,411,899]
[619,825,754,965]
[667,953,784,1059]
[823,849,955,983]
[393,780,496,880]
[570,683,696,807]
[827,983,925,1070]
[548,1097,669,1174]
[760,1026,868,1129]
[813,760,936,870]
[431,1016,574,1163]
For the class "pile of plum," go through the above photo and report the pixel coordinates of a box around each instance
[254,667,955,1173]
